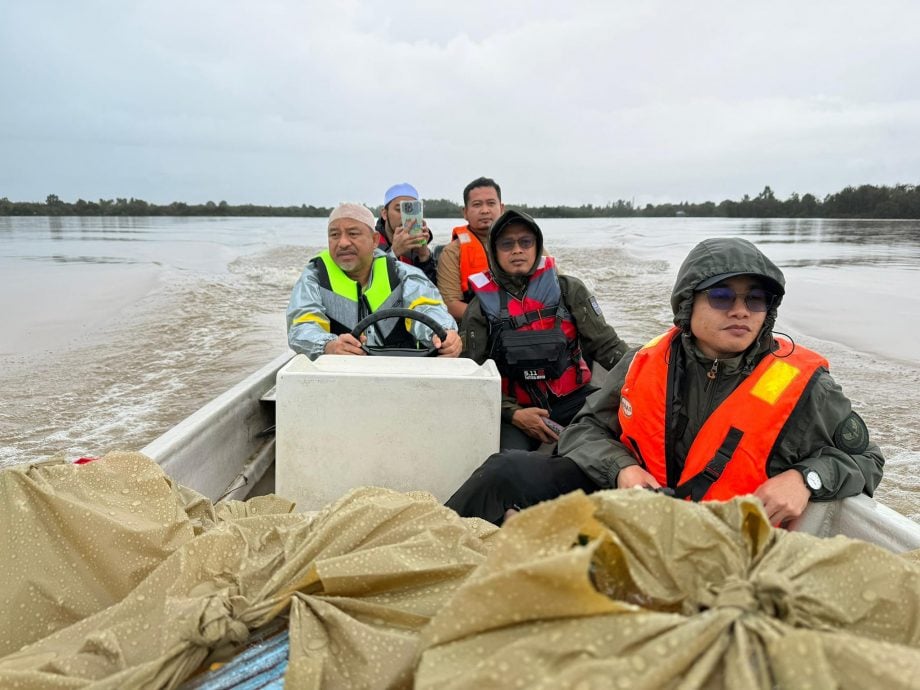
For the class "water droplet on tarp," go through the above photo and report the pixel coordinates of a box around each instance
[306,638,326,651]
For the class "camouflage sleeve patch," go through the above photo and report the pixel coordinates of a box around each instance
[833,411,870,455]
[589,296,603,317]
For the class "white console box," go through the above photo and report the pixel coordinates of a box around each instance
[275,354,501,512]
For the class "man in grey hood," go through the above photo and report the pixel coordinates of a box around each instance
[458,209,628,450]
[447,237,884,526]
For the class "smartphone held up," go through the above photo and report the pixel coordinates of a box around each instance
[399,199,424,238]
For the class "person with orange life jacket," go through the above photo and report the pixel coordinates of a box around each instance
[460,209,628,450]
[446,237,884,526]
[374,182,438,283]
[436,177,505,321]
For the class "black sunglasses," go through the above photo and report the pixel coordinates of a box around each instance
[495,236,536,252]
[702,286,775,313]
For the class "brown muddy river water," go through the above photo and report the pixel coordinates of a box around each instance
[2,216,918,521]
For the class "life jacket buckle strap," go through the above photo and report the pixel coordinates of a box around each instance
[674,426,744,502]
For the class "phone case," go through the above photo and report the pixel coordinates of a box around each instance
[399,199,424,236]
[542,418,565,435]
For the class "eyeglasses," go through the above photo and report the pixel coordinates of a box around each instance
[702,286,775,312]
[496,236,536,252]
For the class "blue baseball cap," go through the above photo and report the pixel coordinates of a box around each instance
[383,183,419,206]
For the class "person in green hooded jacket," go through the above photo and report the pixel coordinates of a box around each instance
[446,237,884,526]
[460,209,629,450]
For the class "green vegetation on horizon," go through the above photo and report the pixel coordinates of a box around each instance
[2,183,920,219]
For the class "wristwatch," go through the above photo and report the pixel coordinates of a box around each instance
[803,469,823,494]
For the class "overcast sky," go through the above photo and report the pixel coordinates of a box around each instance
[2,1,918,207]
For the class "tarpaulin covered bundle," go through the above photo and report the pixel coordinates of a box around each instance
[416,490,920,689]
[0,452,496,689]
[4,453,920,689]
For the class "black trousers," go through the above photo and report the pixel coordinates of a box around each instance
[445,450,601,525]
[499,423,541,451]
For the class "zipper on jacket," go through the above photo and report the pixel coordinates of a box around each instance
[707,359,719,380]
[704,359,721,415]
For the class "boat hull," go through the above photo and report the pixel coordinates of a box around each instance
[144,353,920,553]
[142,351,290,502]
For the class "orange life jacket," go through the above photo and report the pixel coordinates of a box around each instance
[451,225,489,296]
[618,326,829,501]
[469,255,591,406]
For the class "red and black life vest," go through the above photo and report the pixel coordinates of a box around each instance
[469,256,591,407]
[618,326,829,501]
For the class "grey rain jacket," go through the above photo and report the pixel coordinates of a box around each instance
[287,248,457,359]
[558,237,884,500]
[460,209,628,423]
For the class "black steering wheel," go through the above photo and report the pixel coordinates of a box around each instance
[350,307,448,357]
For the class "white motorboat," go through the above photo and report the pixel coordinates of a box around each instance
[142,351,920,554]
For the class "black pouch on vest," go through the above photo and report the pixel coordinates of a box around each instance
[496,291,573,382]
[499,327,571,381]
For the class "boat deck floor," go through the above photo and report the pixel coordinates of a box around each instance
[179,617,289,690]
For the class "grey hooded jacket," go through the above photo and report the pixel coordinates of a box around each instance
[558,237,884,500]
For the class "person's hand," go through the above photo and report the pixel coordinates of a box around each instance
[753,469,810,525]
[616,464,661,489]
[433,329,461,357]
[512,407,557,444]
[391,221,431,260]
[323,333,367,356]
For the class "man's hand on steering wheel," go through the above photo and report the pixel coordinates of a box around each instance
[350,308,448,357]
[433,329,461,357]
[324,333,367,356]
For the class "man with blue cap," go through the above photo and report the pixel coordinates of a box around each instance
[376,182,438,283]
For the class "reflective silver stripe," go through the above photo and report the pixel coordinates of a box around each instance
[370,288,407,339]
[321,289,361,330]
[319,284,407,340]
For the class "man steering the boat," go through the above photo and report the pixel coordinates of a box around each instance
[447,237,884,526]
[287,202,461,359]
[460,209,629,450]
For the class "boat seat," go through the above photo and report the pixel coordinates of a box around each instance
[260,386,277,402]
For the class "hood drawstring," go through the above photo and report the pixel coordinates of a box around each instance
[768,330,797,359]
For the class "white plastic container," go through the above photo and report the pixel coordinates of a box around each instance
[275,354,501,512]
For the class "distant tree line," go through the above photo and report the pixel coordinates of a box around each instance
[2,183,919,219]
[513,184,920,219]
[0,195,333,217]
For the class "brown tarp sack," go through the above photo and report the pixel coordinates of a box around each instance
[417,490,920,689]
[0,452,496,689]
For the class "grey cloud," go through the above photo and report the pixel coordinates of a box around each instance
[2,0,919,206]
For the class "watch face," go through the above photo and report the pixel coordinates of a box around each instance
[806,471,822,491]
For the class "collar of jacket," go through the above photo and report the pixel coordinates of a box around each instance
[679,327,772,375]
